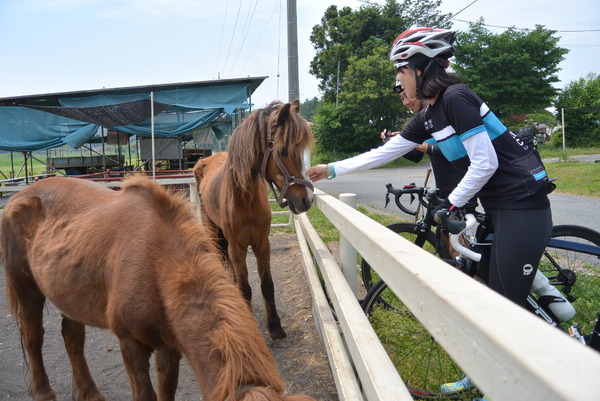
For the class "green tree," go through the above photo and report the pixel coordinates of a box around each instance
[554,73,600,147]
[313,40,409,155]
[300,97,320,121]
[309,0,450,103]
[453,20,568,118]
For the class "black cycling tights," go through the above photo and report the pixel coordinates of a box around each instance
[486,208,553,308]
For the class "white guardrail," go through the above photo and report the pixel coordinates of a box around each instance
[294,188,600,401]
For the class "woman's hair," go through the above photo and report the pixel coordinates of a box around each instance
[408,54,462,99]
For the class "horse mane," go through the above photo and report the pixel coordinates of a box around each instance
[120,176,286,400]
[225,101,314,194]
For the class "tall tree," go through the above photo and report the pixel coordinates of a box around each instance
[309,0,451,103]
[452,20,568,118]
[300,97,320,121]
[554,73,600,147]
[313,40,410,154]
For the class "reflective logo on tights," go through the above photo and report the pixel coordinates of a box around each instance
[523,264,534,276]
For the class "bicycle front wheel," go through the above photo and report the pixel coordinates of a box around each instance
[362,279,481,399]
[360,222,448,291]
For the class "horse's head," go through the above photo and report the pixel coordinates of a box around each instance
[236,386,316,401]
[260,99,315,214]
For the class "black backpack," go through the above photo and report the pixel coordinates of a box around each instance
[516,126,538,151]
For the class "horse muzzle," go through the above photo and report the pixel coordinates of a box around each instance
[285,185,314,214]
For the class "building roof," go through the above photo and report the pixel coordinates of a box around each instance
[0,76,267,106]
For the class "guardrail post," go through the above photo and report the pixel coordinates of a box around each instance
[188,180,201,216]
[339,193,358,296]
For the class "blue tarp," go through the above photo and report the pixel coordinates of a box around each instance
[0,82,252,152]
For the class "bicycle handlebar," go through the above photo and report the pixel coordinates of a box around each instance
[385,183,427,216]
[385,182,483,261]
[450,214,482,262]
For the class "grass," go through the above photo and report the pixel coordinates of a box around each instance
[538,145,600,159]
[545,162,600,197]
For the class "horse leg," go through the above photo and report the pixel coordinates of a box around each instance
[20,296,56,401]
[253,239,286,340]
[229,243,252,303]
[4,269,55,400]
[119,337,157,401]
[61,316,105,401]
[154,348,181,401]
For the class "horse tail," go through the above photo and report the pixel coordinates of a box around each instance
[0,194,45,318]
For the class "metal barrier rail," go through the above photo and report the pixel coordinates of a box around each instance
[295,188,600,401]
[0,176,290,229]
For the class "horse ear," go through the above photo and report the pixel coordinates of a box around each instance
[291,99,300,113]
[277,102,292,125]
[277,99,301,125]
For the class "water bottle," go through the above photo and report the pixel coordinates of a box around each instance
[531,269,576,322]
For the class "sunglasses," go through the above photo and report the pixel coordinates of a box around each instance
[393,81,404,94]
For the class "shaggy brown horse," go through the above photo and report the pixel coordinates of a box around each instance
[1,176,315,401]
[193,100,314,340]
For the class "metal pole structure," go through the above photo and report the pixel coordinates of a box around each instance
[151,91,156,180]
[336,60,340,107]
[287,0,299,102]
[561,107,566,158]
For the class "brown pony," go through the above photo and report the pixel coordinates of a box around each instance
[193,100,314,340]
[0,176,315,401]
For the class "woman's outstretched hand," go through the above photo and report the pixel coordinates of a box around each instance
[307,164,328,182]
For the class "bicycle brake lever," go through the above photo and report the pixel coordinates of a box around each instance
[385,192,390,208]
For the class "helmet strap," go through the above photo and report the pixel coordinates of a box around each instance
[408,63,424,103]
[414,57,446,102]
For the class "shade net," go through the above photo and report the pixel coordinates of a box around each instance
[0,82,250,152]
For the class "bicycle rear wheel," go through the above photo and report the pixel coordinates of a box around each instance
[362,279,482,399]
[540,225,600,330]
[540,225,600,285]
[360,223,449,291]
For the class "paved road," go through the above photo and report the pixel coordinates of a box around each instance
[313,157,600,231]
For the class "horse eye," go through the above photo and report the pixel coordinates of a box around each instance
[280,149,289,157]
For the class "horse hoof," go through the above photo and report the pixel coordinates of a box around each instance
[271,337,291,349]
[269,327,287,340]
[34,388,56,401]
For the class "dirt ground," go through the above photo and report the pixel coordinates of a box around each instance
[0,231,339,401]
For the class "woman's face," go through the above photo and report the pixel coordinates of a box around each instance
[396,67,421,114]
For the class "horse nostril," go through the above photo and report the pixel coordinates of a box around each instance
[302,197,313,209]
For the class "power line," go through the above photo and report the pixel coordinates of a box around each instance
[450,18,600,33]
[229,0,260,76]
[222,0,244,78]
[451,0,479,19]
[213,0,230,79]
[238,1,281,75]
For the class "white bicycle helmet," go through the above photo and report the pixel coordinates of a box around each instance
[390,27,456,70]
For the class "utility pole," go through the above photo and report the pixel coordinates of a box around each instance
[287,0,299,102]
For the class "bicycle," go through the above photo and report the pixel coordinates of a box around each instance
[360,183,600,399]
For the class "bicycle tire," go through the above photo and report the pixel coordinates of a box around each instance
[360,222,450,291]
[362,279,482,399]
[540,224,600,330]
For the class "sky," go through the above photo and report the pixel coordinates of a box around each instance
[0,0,598,108]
